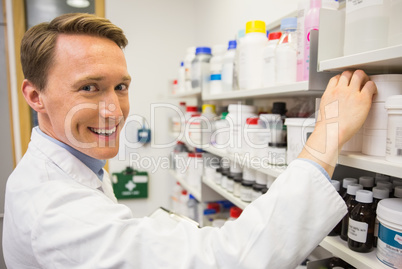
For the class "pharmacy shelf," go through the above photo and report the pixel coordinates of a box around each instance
[320,236,388,269]
[170,89,201,98]
[202,176,249,210]
[319,44,402,74]
[203,145,286,178]
[169,170,202,201]
[202,81,324,101]
[339,152,402,178]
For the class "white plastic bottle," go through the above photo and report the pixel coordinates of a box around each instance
[233,29,245,91]
[210,44,226,77]
[303,0,321,81]
[221,40,237,92]
[276,17,298,84]
[184,47,196,91]
[178,61,186,93]
[191,47,212,94]
[238,20,268,90]
[262,32,282,87]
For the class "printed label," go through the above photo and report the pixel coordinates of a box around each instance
[346,0,384,13]
[377,224,402,269]
[348,218,368,243]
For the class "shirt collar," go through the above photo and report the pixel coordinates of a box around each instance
[36,127,106,181]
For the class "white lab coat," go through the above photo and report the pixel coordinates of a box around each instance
[3,128,347,269]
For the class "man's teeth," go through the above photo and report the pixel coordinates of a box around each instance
[90,127,116,135]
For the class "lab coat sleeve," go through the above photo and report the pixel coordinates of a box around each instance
[31,159,346,269]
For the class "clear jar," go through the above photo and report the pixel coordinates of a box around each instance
[191,47,212,94]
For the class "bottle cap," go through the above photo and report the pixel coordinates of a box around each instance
[221,112,228,119]
[179,101,186,106]
[188,152,202,158]
[230,206,242,219]
[280,17,297,31]
[207,202,221,213]
[210,74,222,81]
[237,29,246,39]
[342,177,358,188]
[272,102,287,115]
[394,186,402,198]
[268,32,282,40]
[245,20,266,34]
[186,106,198,112]
[393,179,402,187]
[347,183,363,195]
[246,117,259,125]
[359,176,374,188]
[268,142,287,148]
[372,187,390,199]
[331,180,341,192]
[375,173,390,183]
[376,181,393,192]
[228,40,237,50]
[203,208,217,215]
[241,180,254,187]
[195,47,211,55]
[355,190,373,203]
[202,104,216,114]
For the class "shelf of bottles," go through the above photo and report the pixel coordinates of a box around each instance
[169,170,202,202]
[320,236,388,269]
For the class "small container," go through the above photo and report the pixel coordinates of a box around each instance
[284,117,315,164]
[376,181,394,197]
[220,169,229,190]
[394,186,402,198]
[362,129,387,157]
[214,168,223,185]
[242,167,256,182]
[267,143,287,165]
[341,177,358,198]
[359,176,375,191]
[191,47,212,93]
[341,183,364,241]
[372,187,390,247]
[221,40,237,92]
[370,75,402,103]
[363,102,388,130]
[233,177,242,197]
[262,32,282,87]
[251,183,265,201]
[228,206,243,221]
[276,17,298,84]
[209,74,223,95]
[348,190,375,253]
[329,180,342,236]
[226,175,235,193]
[376,199,402,269]
[240,180,253,202]
[342,128,363,152]
[385,95,402,163]
[376,173,391,183]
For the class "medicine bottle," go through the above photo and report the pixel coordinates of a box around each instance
[221,40,237,92]
[372,186,389,247]
[238,20,268,90]
[191,47,212,94]
[376,180,393,197]
[233,29,245,91]
[340,177,358,198]
[233,176,242,197]
[359,176,374,191]
[341,183,363,241]
[262,32,282,87]
[276,17,298,84]
[209,44,226,77]
[184,47,196,92]
[328,180,342,236]
[178,62,186,92]
[348,190,376,253]
[240,180,253,202]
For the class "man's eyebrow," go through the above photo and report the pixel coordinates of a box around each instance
[72,75,132,87]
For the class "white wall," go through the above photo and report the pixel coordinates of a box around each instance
[105,0,300,217]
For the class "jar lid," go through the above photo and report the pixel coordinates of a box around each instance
[186,106,198,112]
[246,118,259,125]
[373,187,390,199]
[230,206,242,219]
[355,190,373,203]
[228,40,237,50]
[252,183,266,191]
[347,183,363,195]
[228,104,256,113]
[202,104,216,114]
[377,198,402,226]
[331,180,341,192]
[210,74,221,81]
[268,32,282,41]
[188,152,202,158]
[376,181,393,192]
[359,176,374,188]
[342,177,358,188]
[268,142,287,148]
[385,95,402,109]
[195,47,211,55]
[245,20,266,34]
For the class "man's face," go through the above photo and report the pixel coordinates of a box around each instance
[39,34,131,159]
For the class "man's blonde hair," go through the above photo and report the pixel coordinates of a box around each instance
[21,13,128,91]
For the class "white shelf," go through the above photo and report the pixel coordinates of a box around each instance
[203,145,286,178]
[319,44,402,74]
[202,176,249,210]
[320,236,388,269]
[202,81,324,101]
[170,89,201,98]
[169,170,202,201]
[339,152,402,178]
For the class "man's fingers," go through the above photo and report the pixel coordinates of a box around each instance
[338,70,354,86]
[327,74,341,89]
[350,70,370,92]
[361,80,378,100]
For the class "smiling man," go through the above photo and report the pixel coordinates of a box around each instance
[3,13,377,269]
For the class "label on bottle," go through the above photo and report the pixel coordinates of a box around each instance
[346,0,384,13]
[348,218,368,243]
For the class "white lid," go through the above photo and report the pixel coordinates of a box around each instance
[376,181,393,192]
[347,183,363,195]
[394,186,402,198]
[343,177,358,188]
[359,176,374,188]
[377,198,402,226]
[385,95,402,109]
[228,104,256,113]
[211,44,227,56]
[373,187,390,199]
[284,117,316,127]
[355,190,373,203]
[375,173,390,183]
[363,128,387,137]
[370,74,402,82]
[255,171,268,185]
[331,180,340,192]
[393,179,402,187]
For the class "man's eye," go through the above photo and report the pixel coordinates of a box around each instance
[81,85,97,92]
[115,84,128,91]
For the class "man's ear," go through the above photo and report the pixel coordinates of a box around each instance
[22,79,45,113]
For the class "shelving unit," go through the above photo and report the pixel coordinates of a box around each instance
[320,237,388,269]
[170,89,201,98]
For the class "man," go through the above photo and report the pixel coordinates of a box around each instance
[3,13,377,268]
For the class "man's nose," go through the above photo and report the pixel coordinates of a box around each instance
[99,91,123,119]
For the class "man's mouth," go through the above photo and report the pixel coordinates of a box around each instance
[89,126,117,136]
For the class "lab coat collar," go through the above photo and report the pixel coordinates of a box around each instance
[30,127,103,190]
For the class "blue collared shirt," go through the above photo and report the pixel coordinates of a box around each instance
[35,127,106,181]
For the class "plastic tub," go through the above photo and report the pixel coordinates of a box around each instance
[385,95,402,163]
[285,118,315,164]
[362,129,386,157]
[376,198,402,269]
[370,75,402,103]
[364,102,388,130]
